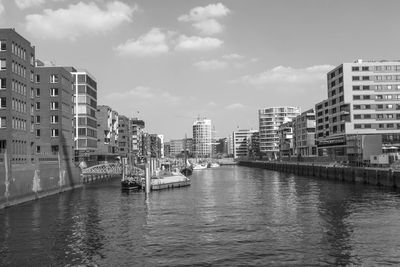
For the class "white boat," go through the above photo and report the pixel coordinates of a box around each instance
[209,162,220,168]
[192,163,208,170]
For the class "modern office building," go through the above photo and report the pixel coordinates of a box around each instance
[65,67,98,161]
[193,118,212,157]
[258,107,300,159]
[316,60,400,163]
[293,108,317,157]
[277,121,294,158]
[96,105,118,161]
[34,60,74,160]
[232,129,258,159]
[0,29,35,163]
[118,115,131,159]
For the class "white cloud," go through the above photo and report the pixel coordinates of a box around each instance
[222,53,244,60]
[178,3,230,22]
[193,19,223,35]
[225,103,244,110]
[178,3,230,35]
[115,28,169,57]
[15,0,45,9]
[233,65,334,86]
[175,35,223,51]
[25,1,136,40]
[193,59,227,71]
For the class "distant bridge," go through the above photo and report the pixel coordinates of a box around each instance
[82,163,144,176]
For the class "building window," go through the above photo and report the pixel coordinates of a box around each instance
[362,66,369,71]
[365,105,371,109]
[50,74,59,83]
[35,115,40,124]
[364,124,371,129]
[50,88,58,96]
[51,129,59,137]
[353,85,360,91]
[352,76,360,81]
[50,115,58,124]
[362,85,369,90]
[0,59,6,70]
[36,146,40,153]
[355,124,362,129]
[362,76,370,81]
[0,97,6,108]
[0,117,6,128]
[379,124,385,128]
[0,78,5,89]
[352,67,359,71]
[387,124,394,128]
[35,88,40,97]
[354,114,361,119]
[50,101,59,110]
[36,129,40,137]
[51,145,59,153]
[0,40,6,51]
[35,75,40,83]
[364,114,371,119]
[362,95,370,100]
[35,102,40,110]
[353,95,361,100]
[354,105,361,110]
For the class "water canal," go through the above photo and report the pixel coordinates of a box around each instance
[1,166,400,266]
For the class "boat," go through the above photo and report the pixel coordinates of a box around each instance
[143,169,191,191]
[192,163,208,170]
[208,162,220,168]
[121,175,143,190]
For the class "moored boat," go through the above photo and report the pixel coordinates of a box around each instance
[121,175,143,190]
[192,163,208,170]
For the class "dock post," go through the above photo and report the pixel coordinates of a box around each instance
[145,163,151,194]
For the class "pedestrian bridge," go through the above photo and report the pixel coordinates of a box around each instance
[82,163,144,176]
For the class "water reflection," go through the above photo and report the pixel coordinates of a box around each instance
[1,167,400,266]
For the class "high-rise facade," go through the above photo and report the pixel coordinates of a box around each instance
[34,61,74,160]
[316,60,400,162]
[258,107,300,159]
[0,29,35,163]
[193,118,212,157]
[66,68,98,161]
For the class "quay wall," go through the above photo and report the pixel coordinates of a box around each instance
[0,160,82,209]
[238,161,400,188]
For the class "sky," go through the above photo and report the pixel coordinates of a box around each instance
[1,0,400,141]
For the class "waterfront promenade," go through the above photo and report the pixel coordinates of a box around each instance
[239,160,400,188]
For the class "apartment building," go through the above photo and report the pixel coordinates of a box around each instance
[65,67,98,161]
[96,105,118,161]
[258,106,300,159]
[277,121,294,158]
[0,29,35,163]
[232,129,258,159]
[193,118,212,157]
[34,61,74,160]
[316,60,400,162]
[118,115,131,159]
[131,118,145,159]
[293,108,317,157]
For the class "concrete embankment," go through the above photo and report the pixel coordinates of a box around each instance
[238,161,400,188]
